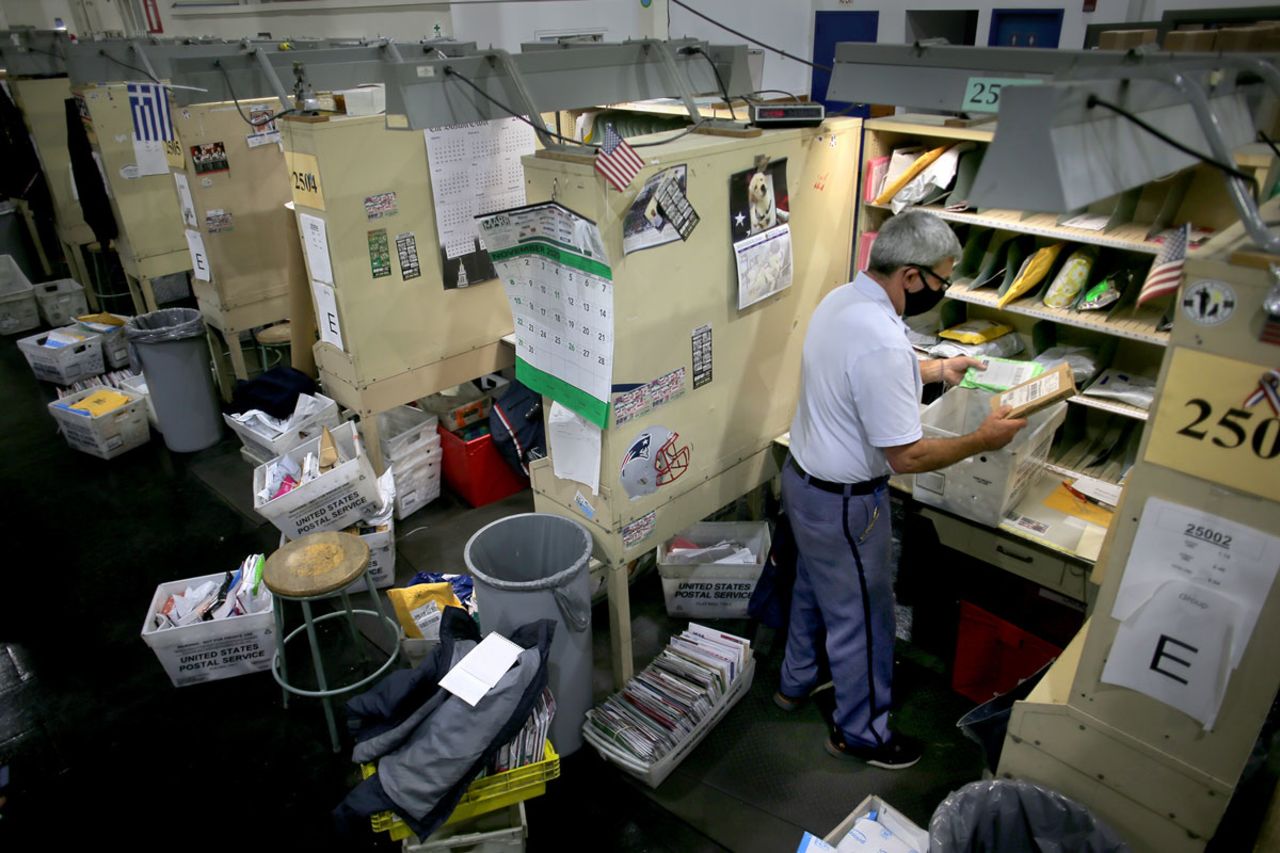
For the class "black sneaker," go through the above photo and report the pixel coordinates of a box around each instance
[825,734,923,770]
[773,690,806,712]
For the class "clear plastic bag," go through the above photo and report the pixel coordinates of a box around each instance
[929,780,1129,853]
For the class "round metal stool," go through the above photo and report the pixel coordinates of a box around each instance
[253,322,292,372]
[264,531,401,752]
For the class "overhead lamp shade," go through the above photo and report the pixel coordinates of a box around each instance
[969,78,1256,213]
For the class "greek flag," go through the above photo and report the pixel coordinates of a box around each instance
[127,82,174,142]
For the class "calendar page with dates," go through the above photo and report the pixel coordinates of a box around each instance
[478,202,613,427]
[424,118,536,288]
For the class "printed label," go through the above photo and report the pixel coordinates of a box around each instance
[396,232,421,280]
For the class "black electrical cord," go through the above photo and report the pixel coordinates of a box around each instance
[669,0,831,72]
[100,50,162,85]
[1259,129,1280,160]
[444,66,707,149]
[687,46,738,121]
[1087,94,1257,188]
[215,60,296,128]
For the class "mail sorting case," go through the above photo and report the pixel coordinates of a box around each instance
[74,83,191,313]
[171,98,298,393]
[518,120,860,686]
[523,120,860,567]
[282,113,516,475]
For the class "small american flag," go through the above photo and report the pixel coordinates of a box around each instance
[594,124,644,192]
[127,82,174,143]
[1137,223,1190,306]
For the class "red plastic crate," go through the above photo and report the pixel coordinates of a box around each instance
[951,601,1062,704]
[438,424,528,507]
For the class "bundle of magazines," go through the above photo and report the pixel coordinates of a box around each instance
[584,624,752,766]
[489,688,556,774]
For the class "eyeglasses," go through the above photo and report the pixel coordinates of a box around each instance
[910,264,952,291]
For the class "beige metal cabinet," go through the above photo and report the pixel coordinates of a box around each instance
[282,113,516,473]
[76,83,190,313]
[9,76,99,291]
[1000,205,1280,853]
[520,119,861,682]
[171,98,299,397]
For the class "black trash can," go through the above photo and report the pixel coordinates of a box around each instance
[929,780,1129,852]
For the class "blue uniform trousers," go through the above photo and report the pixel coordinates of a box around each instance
[779,462,895,748]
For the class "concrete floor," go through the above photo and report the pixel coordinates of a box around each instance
[22,326,1268,850]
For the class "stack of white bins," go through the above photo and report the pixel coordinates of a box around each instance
[366,405,442,520]
[0,255,38,335]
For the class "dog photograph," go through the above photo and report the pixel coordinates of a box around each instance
[729,158,789,242]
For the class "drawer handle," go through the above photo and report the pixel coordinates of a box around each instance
[996,545,1033,564]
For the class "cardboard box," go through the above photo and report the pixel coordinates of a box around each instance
[822,795,928,853]
[420,375,509,431]
[139,572,275,687]
[253,421,381,538]
[1163,29,1219,52]
[224,393,341,461]
[657,521,771,619]
[1217,24,1280,52]
[47,387,150,459]
[1098,29,1157,50]
[991,361,1077,420]
[916,387,1067,527]
[18,328,105,385]
[34,278,88,326]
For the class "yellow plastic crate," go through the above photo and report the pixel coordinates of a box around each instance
[362,739,560,842]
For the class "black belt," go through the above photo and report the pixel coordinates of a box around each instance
[789,457,888,496]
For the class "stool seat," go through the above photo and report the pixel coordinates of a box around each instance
[255,322,292,345]
[264,531,369,598]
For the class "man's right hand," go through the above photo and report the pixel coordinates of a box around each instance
[976,406,1028,450]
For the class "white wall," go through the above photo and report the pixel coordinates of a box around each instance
[667,0,815,96]
[2,0,76,30]
[452,0,652,49]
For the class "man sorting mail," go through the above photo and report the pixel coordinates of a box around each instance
[776,210,1027,769]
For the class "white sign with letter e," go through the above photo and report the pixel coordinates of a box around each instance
[311,281,344,351]
[184,229,210,281]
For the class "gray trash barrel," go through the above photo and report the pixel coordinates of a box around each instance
[125,308,222,453]
[465,513,592,756]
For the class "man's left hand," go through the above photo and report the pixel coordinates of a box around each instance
[943,356,985,386]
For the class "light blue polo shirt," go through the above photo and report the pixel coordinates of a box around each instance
[789,273,924,483]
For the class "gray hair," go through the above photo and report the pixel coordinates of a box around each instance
[867,210,962,275]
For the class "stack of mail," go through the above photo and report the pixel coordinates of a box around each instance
[490,688,556,774]
[584,624,750,764]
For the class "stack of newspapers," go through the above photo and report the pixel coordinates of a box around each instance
[584,624,752,767]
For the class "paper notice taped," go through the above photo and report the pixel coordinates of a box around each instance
[298,213,333,284]
[173,173,197,228]
[549,401,602,496]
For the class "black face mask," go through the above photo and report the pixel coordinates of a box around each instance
[902,283,945,316]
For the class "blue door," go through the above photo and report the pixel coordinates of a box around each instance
[811,11,879,116]
[989,9,1064,48]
